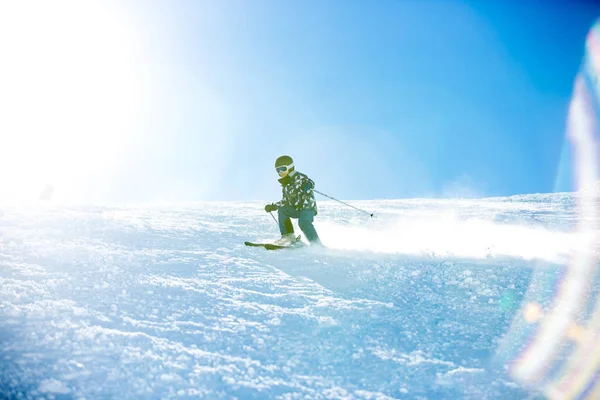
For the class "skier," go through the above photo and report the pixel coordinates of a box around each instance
[264,155,322,246]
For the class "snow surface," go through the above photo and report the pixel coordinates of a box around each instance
[0,194,587,399]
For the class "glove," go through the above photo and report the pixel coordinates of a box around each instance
[265,203,278,213]
[301,181,313,192]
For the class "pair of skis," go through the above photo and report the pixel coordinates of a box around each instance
[244,235,304,251]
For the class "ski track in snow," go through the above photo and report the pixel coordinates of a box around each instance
[0,196,584,399]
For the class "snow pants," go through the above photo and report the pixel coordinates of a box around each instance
[277,206,321,245]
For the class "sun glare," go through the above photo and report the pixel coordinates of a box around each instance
[0,1,144,203]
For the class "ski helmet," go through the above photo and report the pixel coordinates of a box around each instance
[275,155,293,167]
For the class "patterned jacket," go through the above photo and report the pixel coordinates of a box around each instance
[275,171,317,214]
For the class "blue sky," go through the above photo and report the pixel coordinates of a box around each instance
[123,0,597,202]
[4,0,596,203]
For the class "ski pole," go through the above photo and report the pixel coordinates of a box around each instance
[269,211,278,226]
[314,189,374,217]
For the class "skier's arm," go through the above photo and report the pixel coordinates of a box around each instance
[295,175,315,207]
[265,198,284,212]
[271,191,287,209]
[301,177,315,193]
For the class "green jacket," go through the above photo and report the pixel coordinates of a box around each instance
[276,171,317,214]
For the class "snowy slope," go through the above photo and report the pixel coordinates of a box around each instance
[0,194,589,399]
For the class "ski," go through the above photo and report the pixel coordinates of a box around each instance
[244,235,303,250]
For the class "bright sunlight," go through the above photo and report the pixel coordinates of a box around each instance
[0,1,145,203]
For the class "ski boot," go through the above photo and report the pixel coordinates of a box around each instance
[273,233,298,247]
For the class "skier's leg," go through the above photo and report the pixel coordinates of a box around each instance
[298,209,321,245]
[278,206,299,235]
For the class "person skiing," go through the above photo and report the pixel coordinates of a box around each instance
[265,155,322,246]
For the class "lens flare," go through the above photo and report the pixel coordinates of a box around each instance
[496,18,600,400]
